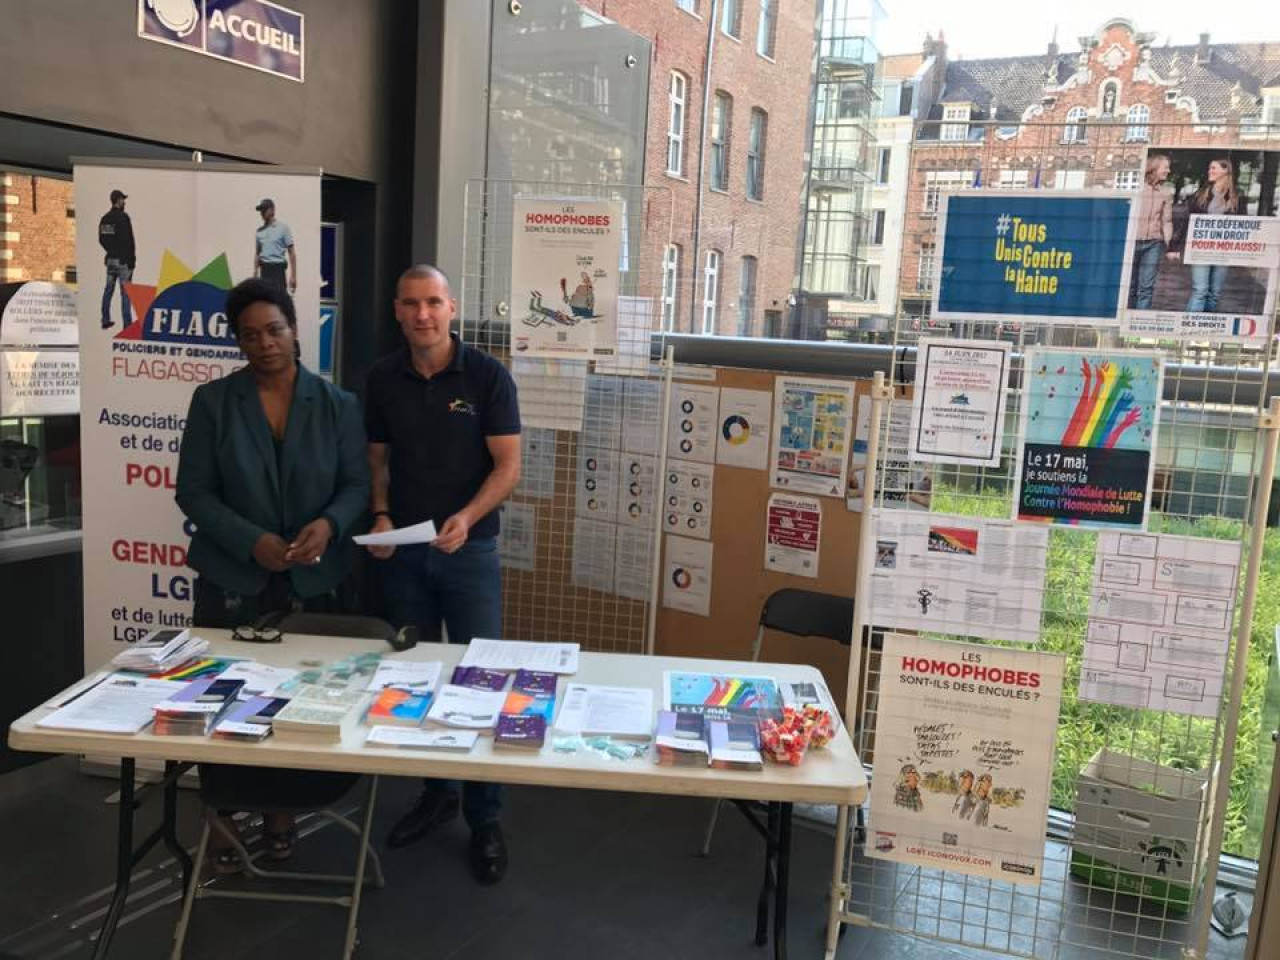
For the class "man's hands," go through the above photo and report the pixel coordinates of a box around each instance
[286,519,332,566]
[366,513,396,560]
[433,511,471,554]
[252,533,294,572]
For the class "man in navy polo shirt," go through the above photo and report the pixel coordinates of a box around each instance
[364,264,521,884]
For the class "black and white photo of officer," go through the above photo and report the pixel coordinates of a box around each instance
[98,189,136,329]
[253,199,297,295]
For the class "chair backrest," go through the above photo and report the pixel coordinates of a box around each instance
[759,588,854,646]
[274,612,399,642]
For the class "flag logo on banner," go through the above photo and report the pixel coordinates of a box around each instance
[118,251,236,347]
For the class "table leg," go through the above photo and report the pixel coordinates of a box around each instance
[92,757,137,960]
[161,761,192,893]
[773,802,792,960]
[755,802,780,946]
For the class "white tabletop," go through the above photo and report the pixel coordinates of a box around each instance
[8,632,867,806]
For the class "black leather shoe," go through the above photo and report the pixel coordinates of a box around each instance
[469,823,508,885]
[386,788,460,849]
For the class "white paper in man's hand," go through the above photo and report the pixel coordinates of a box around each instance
[353,520,437,546]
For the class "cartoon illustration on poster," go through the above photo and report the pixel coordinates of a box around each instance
[1122,146,1279,345]
[1015,349,1163,530]
[771,376,854,497]
[869,634,1065,886]
[510,197,621,359]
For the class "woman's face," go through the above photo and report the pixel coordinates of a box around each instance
[1154,159,1170,183]
[237,301,296,375]
[1208,160,1229,183]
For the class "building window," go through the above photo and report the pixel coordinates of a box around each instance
[702,249,721,334]
[737,256,757,336]
[860,264,881,302]
[869,209,886,246]
[667,73,687,176]
[1062,107,1088,144]
[997,169,1029,189]
[747,108,767,200]
[64,264,78,285]
[721,0,740,37]
[899,83,915,117]
[1053,169,1087,189]
[661,243,681,331]
[916,248,935,292]
[756,0,776,58]
[710,92,731,192]
[1125,104,1150,142]
[1267,94,1280,126]
[764,309,782,339]
[878,82,901,119]
[676,0,697,13]
[1114,169,1141,191]
[923,171,972,216]
[876,147,892,184]
[941,104,970,142]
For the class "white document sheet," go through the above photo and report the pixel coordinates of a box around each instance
[365,659,443,693]
[460,638,581,674]
[1080,533,1240,717]
[663,460,714,539]
[38,676,185,734]
[554,683,655,737]
[716,387,773,470]
[909,339,1010,467]
[426,685,507,729]
[667,383,720,463]
[498,502,538,572]
[365,727,480,750]
[662,535,713,617]
[353,520,437,546]
[571,518,618,593]
[866,509,1047,643]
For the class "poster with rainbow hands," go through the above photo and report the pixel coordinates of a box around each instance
[1015,350,1163,530]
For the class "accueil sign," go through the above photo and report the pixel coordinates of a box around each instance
[138,0,305,83]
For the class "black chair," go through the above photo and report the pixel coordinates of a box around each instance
[172,613,406,960]
[702,588,857,857]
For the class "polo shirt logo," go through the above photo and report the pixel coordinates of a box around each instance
[448,398,477,416]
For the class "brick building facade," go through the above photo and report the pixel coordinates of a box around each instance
[580,0,816,337]
[897,18,1280,322]
[0,173,76,286]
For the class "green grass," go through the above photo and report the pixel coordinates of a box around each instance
[927,489,1278,859]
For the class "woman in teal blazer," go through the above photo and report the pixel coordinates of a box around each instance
[175,277,369,870]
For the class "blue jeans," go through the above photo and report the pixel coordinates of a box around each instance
[1130,239,1165,309]
[101,259,133,327]
[1187,264,1228,312]
[380,537,503,829]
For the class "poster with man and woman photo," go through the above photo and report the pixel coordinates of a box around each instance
[1123,146,1280,345]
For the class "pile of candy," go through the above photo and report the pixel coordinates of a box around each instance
[759,706,835,766]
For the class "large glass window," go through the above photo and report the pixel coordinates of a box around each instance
[1125,103,1150,142]
[941,104,969,142]
[869,209,886,245]
[702,249,721,334]
[720,0,740,37]
[747,108,767,201]
[756,0,776,58]
[876,147,892,184]
[737,256,757,336]
[1063,106,1088,144]
[923,171,972,216]
[667,72,687,176]
[710,92,731,192]
[661,243,681,331]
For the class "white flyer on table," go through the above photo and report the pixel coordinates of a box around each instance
[869,634,1064,886]
[716,387,772,470]
[667,383,720,463]
[510,197,621,358]
[847,395,933,512]
[765,494,822,578]
[662,535,713,617]
[865,510,1047,643]
[460,638,581,674]
[353,520,437,546]
[38,676,185,734]
[215,661,299,697]
[554,683,655,737]
[910,339,1010,467]
[663,460,714,539]
[366,659,443,692]
[426,685,507,729]
[365,727,480,751]
[1080,533,1240,717]
[771,376,854,497]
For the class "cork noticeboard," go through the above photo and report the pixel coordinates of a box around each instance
[654,367,870,714]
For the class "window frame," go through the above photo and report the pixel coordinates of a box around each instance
[1062,106,1088,144]
[667,72,687,176]
[1125,103,1151,142]
[661,243,681,332]
[702,249,722,334]
[876,147,892,185]
[720,0,740,37]
[869,209,886,246]
[756,0,776,58]
[746,108,767,201]
[737,255,758,336]
[710,91,732,192]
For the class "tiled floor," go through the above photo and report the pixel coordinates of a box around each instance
[0,756,1256,960]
